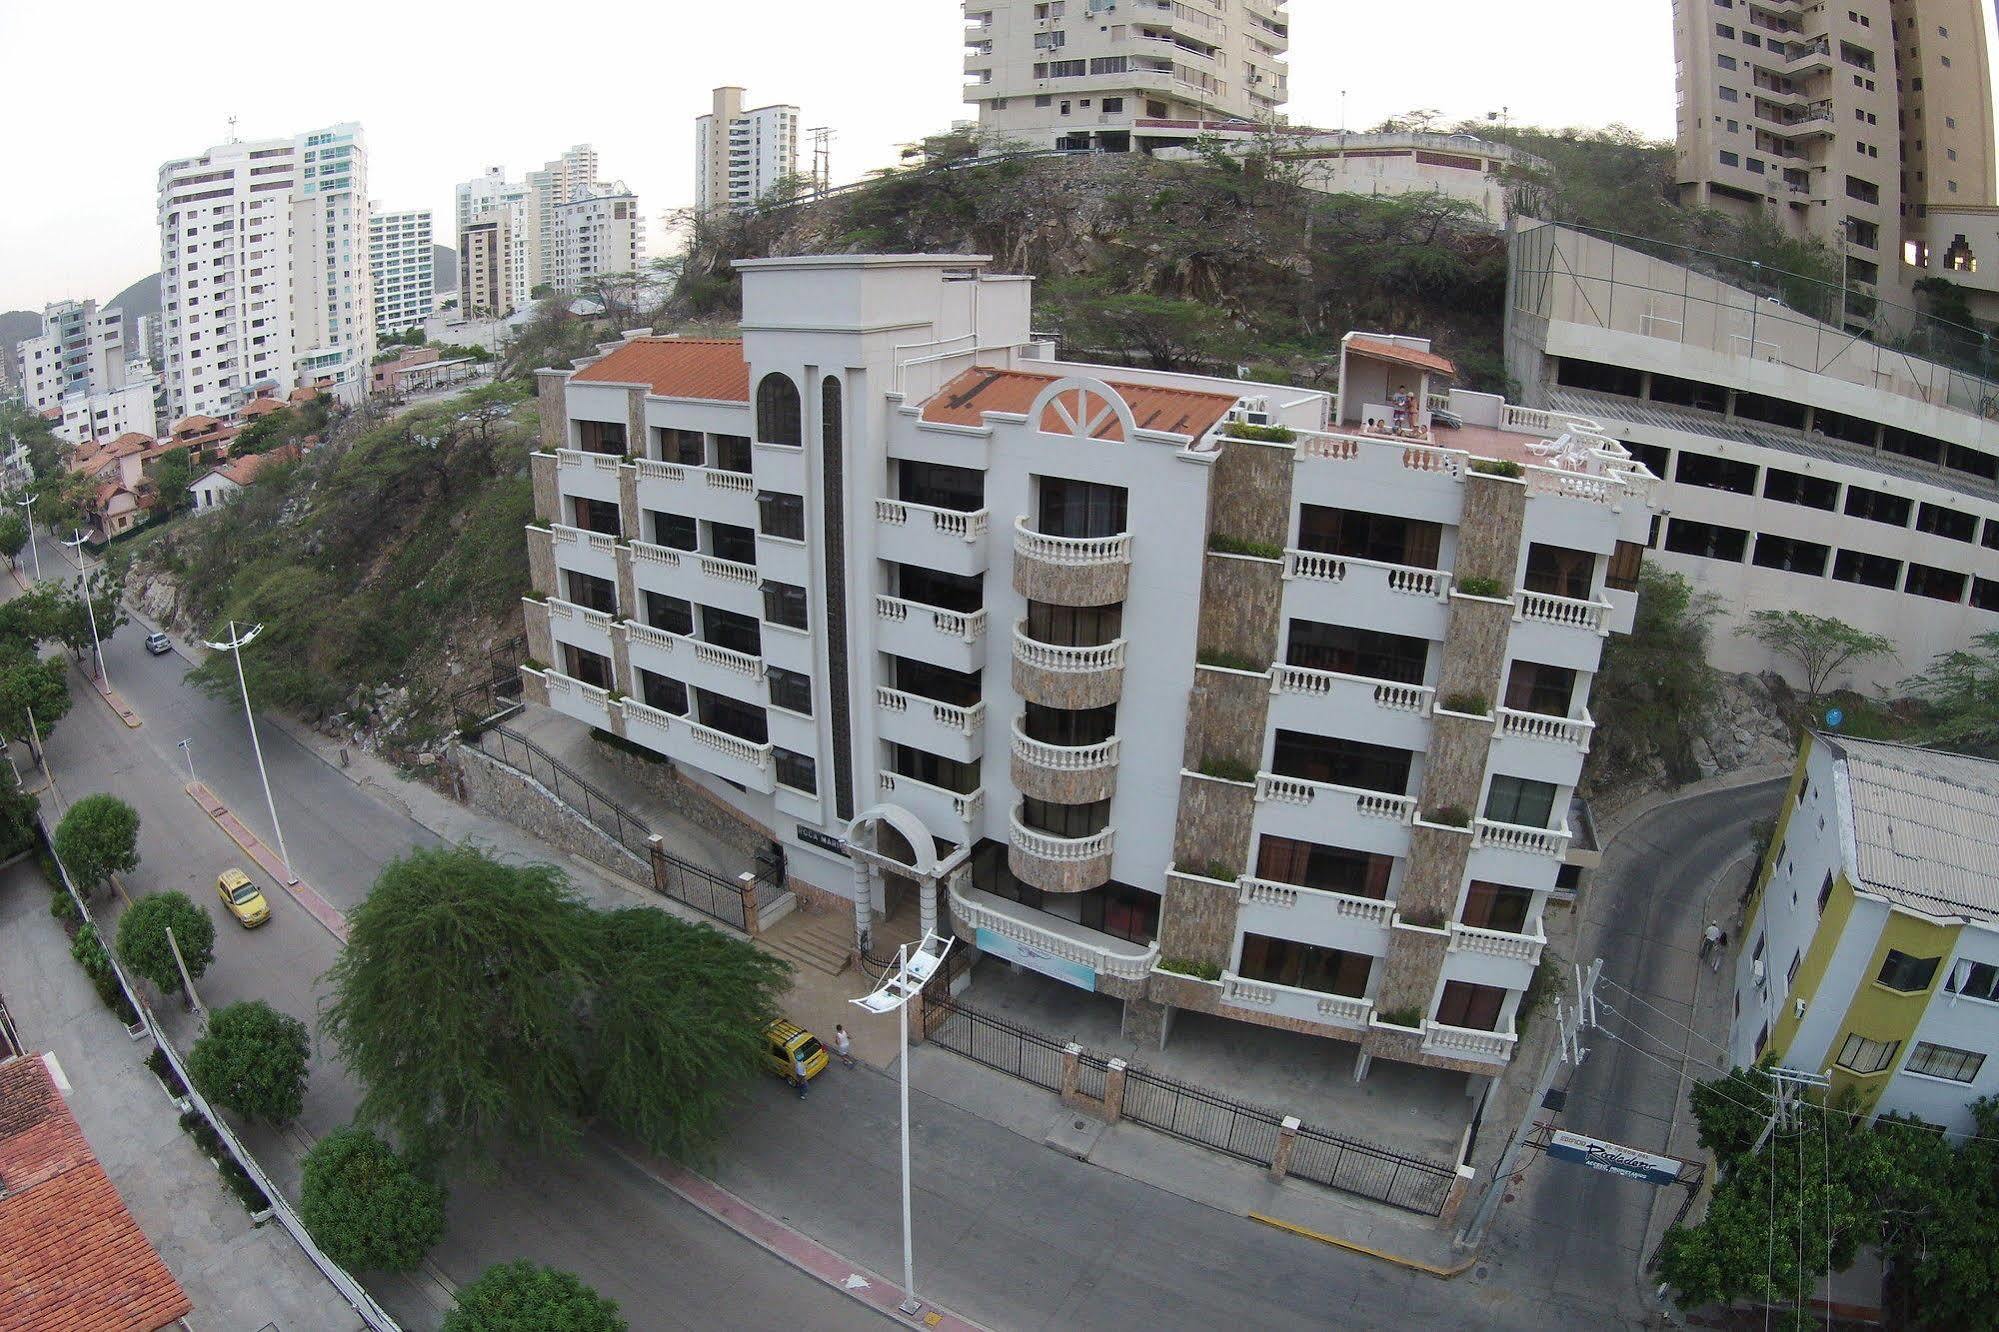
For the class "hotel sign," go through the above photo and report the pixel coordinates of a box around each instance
[1547,1130,1683,1186]
[975,928,1097,993]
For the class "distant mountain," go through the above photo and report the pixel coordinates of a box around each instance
[432,243,457,293]
[108,272,161,325]
[1,309,41,384]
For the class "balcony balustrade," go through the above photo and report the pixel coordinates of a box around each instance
[1007,806,1116,895]
[1013,516,1131,605]
[1010,722,1120,804]
[1447,920,1547,964]
[1472,817,1572,859]
[1220,972,1373,1031]
[1421,1017,1518,1062]
[947,882,1158,982]
[1011,624,1126,710]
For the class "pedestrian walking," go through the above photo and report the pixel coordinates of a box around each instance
[792,1050,811,1099]
[1700,922,1722,963]
[834,1023,855,1070]
[1709,927,1730,972]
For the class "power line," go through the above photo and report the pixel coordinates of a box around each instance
[1597,975,1734,1055]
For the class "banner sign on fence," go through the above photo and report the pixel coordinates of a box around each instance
[1547,1130,1683,1186]
[975,928,1096,992]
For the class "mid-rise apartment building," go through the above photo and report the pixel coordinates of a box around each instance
[1734,732,1999,1139]
[13,299,159,442]
[695,87,801,213]
[157,123,374,420]
[551,185,643,294]
[1672,0,1993,307]
[454,146,603,305]
[965,0,1290,153]
[458,217,513,319]
[1506,222,1999,689]
[521,254,1654,1085]
[368,208,434,336]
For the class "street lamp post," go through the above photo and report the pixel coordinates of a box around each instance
[59,529,107,689]
[15,492,41,582]
[851,931,954,1319]
[199,621,294,883]
[177,738,196,785]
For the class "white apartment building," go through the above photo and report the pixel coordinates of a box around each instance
[455,147,602,303]
[695,87,800,214]
[1734,733,1999,1140]
[964,0,1290,153]
[1506,222,1999,690]
[551,185,643,294]
[157,123,374,420]
[525,145,601,286]
[13,299,160,442]
[369,208,434,336]
[1672,0,1994,308]
[521,254,1654,1087]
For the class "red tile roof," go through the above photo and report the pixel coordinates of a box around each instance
[287,387,319,404]
[919,367,1240,441]
[0,1057,192,1332]
[209,443,301,488]
[169,414,221,436]
[235,397,287,418]
[1345,336,1457,378]
[571,338,750,403]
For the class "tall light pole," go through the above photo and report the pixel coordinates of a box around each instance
[851,931,954,1318]
[177,738,196,785]
[15,492,41,582]
[200,621,294,883]
[59,529,107,689]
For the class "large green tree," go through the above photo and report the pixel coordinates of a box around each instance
[187,1000,311,1125]
[52,793,140,894]
[1905,631,1999,758]
[115,890,214,995]
[1586,566,1721,785]
[299,1125,446,1272]
[1741,609,1897,703]
[0,510,26,566]
[441,1261,625,1332]
[0,647,70,755]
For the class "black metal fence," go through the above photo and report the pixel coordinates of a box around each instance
[921,995,1458,1216]
[655,854,748,932]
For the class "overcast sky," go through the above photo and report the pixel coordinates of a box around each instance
[0,0,1688,312]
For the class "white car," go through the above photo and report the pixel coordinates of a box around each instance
[145,632,172,656]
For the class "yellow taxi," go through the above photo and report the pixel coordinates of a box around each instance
[216,869,271,928]
[762,1018,827,1084]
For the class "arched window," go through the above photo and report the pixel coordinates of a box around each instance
[756,373,802,446]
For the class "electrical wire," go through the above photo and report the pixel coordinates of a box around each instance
[1597,974,1735,1055]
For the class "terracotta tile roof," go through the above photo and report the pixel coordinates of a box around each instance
[1345,336,1457,378]
[207,443,301,488]
[571,338,750,403]
[0,1057,192,1332]
[169,414,221,436]
[918,367,1240,442]
[235,397,287,418]
[288,386,319,404]
[107,432,154,451]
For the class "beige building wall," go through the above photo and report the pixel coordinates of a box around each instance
[458,218,509,318]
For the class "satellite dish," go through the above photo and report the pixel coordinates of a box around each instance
[1825,708,1844,729]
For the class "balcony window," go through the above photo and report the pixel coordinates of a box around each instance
[1037,476,1127,539]
[1021,796,1109,838]
[1673,450,1758,494]
[1605,541,1644,593]
[1255,836,1391,898]
[1238,934,1370,998]
[696,690,768,745]
[563,645,613,690]
[1297,505,1441,569]
[1503,661,1576,716]
[1750,534,1830,576]
[577,419,626,455]
[1019,597,1126,649]
[1524,544,1595,600]
[898,459,985,512]
[1844,485,1910,527]
[639,668,688,715]
[1882,428,1943,466]
[892,743,980,795]
[713,433,753,473]
[648,510,696,550]
[755,373,802,447]
[1663,518,1749,562]
[1484,775,1557,828]
[644,592,694,635]
[1916,503,1975,543]
[775,748,817,794]
[701,606,762,657]
[1023,701,1116,748]
[1972,578,1999,612]
[1947,444,1999,483]
[1831,549,1901,589]
[762,580,808,630]
[570,496,622,536]
[1461,881,1533,933]
[1731,391,1806,431]
[1271,731,1412,796]
[1436,981,1507,1031]
[1284,621,1426,684]
[896,564,984,613]
[1762,467,1838,510]
[757,490,805,541]
[655,427,704,465]
[708,521,757,565]
[970,843,1157,944]
[565,570,617,615]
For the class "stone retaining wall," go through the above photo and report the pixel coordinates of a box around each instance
[452,744,647,885]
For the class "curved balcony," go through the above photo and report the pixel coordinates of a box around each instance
[1010,721,1121,805]
[1007,807,1116,894]
[1011,624,1126,710]
[948,881,1157,983]
[1012,517,1131,607]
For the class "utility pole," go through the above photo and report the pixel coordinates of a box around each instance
[166,925,205,1024]
[1459,958,1603,1247]
[15,492,41,582]
[807,126,835,196]
[1749,1065,1830,1157]
[61,529,107,688]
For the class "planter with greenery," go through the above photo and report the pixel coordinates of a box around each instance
[1395,909,1447,931]
[1437,692,1491,717]
[1195,648,1269,673]
[1425,805,1472,829]
[1374,1006,1423,1030]
[146,1047,191,1110]
[1224,421,1297,444]
[1195,756,1257,784]
[178,1109,272,1218]
[1455,576,1507,600]
[1156,957,1223,982]
[1206,533,1285,561]
[1469,458,1524,478]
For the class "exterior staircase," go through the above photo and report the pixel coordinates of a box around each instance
[760,909,853,978]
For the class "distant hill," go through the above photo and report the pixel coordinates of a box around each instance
[108,271,161,324]
[432,243,457,293]
[0,309,40,385]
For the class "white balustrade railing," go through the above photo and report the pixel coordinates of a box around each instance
[629,540,683,568]
[543,670,610,712]
[1253,773,1416,824]
[1515,589,1610,633]
[1282,549,1446,598]
[1008,807,1115,862]
[1269,664,1434,715]
[875,595,989,642]
[1473,818,1572,858]
[1494,707,1595,748]
[1448,920,1547,963]
[585,531,618,555]
[633,458,688,483]
[1010,722,1120,773]
[624,622,677,653]
[699,555,758,585]
[688,718,773,771]
[1012,626,1126,674]
[1220,972,1373,1028]
[876,686,985,735]
[875,498,991,543]
[1525,466,1620,506]
[545,597,574,620]
[1422,1018,1518,1060]
[550,522,582,545]
[879,772,984,823]
[618,697,678,734]
[1236,876,1396,928]
[1501,404,1602,436]
[948,883,1157,981]
[706,469,755,494]
[1012,516,1131,566]
[693,639,766,679]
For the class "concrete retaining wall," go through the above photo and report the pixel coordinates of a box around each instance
[453,744,647,884]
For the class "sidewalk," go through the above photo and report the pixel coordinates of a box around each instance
[0,862,363,1331]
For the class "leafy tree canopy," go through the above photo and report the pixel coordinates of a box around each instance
[53,793,140,892]
[1904,631,1999,758]
[1586,566,1721,786]
[115,890,214,994]
[299,1125,446,1272]
[1741,610,1897,701]
[0,510,27,562]
[0,646,70,749]
[441,1261,625,1332]
[188,999,312,1125]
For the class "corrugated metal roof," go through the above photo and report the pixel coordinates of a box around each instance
[1821,734,1999,920]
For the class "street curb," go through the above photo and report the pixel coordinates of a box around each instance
[87,671,143,729]
[1246,1212,1478,1279]
[183,780,350,943]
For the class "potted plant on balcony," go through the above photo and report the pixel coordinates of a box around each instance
[1372,1006,1423,1032]
[1425,804,1472,829]
[1437,692,1491,719]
